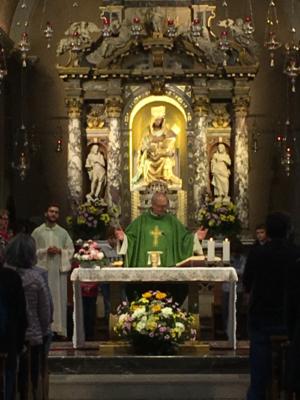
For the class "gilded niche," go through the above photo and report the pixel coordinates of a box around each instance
[131,101,187,191]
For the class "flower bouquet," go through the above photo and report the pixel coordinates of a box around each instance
[114,291,196,355]
[66,199,110,240]
[196,201,241,239]
[73,239,109,268]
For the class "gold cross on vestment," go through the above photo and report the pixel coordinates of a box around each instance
[150,225,163,247]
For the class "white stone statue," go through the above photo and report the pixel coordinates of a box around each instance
[151,7,164,34]
[85,144,106,201]
[210,143,231,202]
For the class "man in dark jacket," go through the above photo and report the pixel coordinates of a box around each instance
[243,212,299,400]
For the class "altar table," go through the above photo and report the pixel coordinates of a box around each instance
[71,266,238,349]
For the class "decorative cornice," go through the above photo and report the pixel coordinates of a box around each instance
[57,65,258,81]
[57,66,90,80]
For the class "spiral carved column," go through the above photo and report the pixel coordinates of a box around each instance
[106,96,123,216]
[193,97,210,208]
[233,96,250,229]
[65,97,83,210]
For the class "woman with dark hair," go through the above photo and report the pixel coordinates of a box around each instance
[0,258,27,400]
[4,233,51,400]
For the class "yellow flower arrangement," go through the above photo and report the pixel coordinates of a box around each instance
[66,199,119,240]
[155,291,167,300]
[114,291,196,355]
[196,201,241,238]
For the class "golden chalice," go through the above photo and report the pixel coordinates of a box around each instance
[147,251,163,268]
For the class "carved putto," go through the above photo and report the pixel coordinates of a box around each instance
[209,104,230,129]
[86,105,107,129]
[56,3,259,71]
[56,21,100,67]
[86,21,132,66]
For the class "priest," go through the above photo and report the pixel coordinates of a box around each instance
[115,192,207,302]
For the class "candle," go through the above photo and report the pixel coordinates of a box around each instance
[207,238,215,262]
[223,238,230,263]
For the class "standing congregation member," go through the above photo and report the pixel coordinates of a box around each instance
[0,258,27,400]
[115,192,207,302]
[32,204,74,338]
[254,223,268,246]
[286,256,300,398]
[0,209,12,244]
[243,212,298,400]
[4,234,51,400]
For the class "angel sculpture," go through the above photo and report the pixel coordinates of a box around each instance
[56,21,100,66]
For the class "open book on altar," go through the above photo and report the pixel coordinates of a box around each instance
[176,255,206,268]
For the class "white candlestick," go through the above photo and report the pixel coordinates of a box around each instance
[223,238,230,263]
[207,238,215,262]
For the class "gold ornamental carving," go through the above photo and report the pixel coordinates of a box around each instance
[142,37,173,68]
[105,96,123,118]
[210,104,230,128]
[233,96,250,116]
[65,97,83,118]
[86,105,106,129]
[152,47,164,67]
[150,78,165,95]
[193,96,209,117]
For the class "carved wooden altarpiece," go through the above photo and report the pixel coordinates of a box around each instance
[57,0,259,230]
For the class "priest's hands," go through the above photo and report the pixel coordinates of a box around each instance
[196,226,208,241]
[47,246,62,255]
[115,227,125,241]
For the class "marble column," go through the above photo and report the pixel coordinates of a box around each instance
[193,97,210,207]
[233,97,250,229]
[65,97,83,210]
[106,96,123,219]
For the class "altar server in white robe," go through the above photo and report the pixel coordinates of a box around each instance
[32,204,74,337]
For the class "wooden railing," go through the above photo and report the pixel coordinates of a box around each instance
[0,353,6,400]
[1,344,49,400]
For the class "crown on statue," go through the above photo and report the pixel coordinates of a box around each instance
[151,105,166,119]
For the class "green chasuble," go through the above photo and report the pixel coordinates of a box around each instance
[125,211,194,267]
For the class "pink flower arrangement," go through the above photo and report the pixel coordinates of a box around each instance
[74,239,105,262]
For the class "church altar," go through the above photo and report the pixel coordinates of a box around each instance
[71,266,238,350]
[56,1,259,231]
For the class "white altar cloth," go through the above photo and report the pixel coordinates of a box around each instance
[71,266,238,349]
